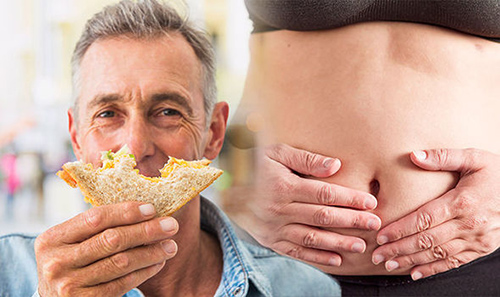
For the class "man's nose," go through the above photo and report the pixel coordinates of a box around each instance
[124,118,155,162]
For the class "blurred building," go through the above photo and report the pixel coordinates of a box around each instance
[0,0,252,235]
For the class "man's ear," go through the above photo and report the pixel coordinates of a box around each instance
[203,102,229,160]
[68,108,83,160]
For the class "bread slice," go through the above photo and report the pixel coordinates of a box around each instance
[57,147,223,216]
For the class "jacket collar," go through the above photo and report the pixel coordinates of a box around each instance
[200,196,271,297]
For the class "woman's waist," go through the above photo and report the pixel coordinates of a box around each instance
[245,40,500,149]
[321,158,456,215]
[253,109,500,275]
[249,21,500,72]
[302,159,459,275]
[245,23,500,110]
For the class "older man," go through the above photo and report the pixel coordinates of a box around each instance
[0,1,340,296]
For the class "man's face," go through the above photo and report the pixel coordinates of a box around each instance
[69,34,221,177]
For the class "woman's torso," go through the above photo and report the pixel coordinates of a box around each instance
[241,22,500,275]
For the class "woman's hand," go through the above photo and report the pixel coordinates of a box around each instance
[372,148,500,280]
[243,144,381,266]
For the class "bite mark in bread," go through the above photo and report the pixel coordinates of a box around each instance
[57,147,223,216]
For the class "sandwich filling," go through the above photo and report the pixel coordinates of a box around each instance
[57,146,223,216]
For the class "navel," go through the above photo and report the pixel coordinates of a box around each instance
[369,179,380,197]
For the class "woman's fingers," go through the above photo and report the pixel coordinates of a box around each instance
[376,189,456,245]
[280,224,369,255]
[293,177,378,210]
[372,148,500,279]
[272,240,343,267]
[284,203,381,230]
[373,219,465,265]
[381,239,468,272]
[241,144,383,266]
[410,148,485,173]
[409,251,480,281]
[265,143,341,178]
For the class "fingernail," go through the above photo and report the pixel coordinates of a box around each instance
[351,242,365,253]
[386,260,399,271]
[368,219,379,230]
[373,254,384,265]
[378,235,389,245]
[329,257,341,266]
[139,204,156,216]
[323,158,334,168]
[412,271,423,281]
[160,217,178,232]
[161,240,177,254]
[413,150,427,161]
[324,158,341,170]
[364,196,377,209]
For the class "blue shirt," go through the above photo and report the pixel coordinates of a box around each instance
[0,197,340,296]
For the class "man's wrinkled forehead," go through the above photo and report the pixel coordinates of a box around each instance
[77,34,204,112]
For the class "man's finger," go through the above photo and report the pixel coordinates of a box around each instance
[82,240,177,286]
[410,148,485,173]
[376,190,456,245]
[92,262,166,296]
[56,202,157,244]
[266,144,341,177]
[72,216,179,267]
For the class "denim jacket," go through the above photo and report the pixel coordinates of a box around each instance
[0,197,340,296]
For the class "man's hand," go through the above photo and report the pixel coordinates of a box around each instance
[372,148,500,280]
[35,202,179,296]
[245,144,381,266]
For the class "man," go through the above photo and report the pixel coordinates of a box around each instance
[0,1,340,296]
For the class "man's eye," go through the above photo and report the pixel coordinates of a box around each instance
[162,109,181,116]
[97,111,115,118]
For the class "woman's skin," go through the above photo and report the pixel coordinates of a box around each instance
[237,22,500,277]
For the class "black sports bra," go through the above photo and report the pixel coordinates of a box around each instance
[245,0,500,42]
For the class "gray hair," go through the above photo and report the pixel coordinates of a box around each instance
[71,0,217,126]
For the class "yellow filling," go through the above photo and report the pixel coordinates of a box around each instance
[98,146,210,181]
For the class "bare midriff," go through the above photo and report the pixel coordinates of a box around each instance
[241,22,500,275]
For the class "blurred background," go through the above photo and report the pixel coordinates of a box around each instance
[0,0,252,235]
